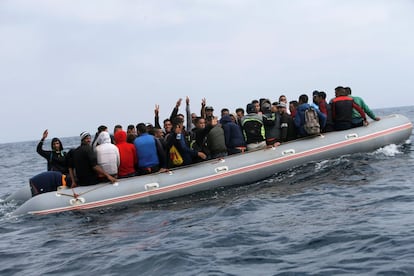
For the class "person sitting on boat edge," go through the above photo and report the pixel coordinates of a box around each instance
[36,129,69,174]
[29,171,72,196]
[331,86,368,131]
[344,86,380,127]
[68,131,117,187]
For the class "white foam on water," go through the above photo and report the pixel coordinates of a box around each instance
[374,144,402,157]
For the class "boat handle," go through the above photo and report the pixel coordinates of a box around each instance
[215,166,229,173]
[345,133,359,139]
[282,149,295,155]
[145,183,160,191]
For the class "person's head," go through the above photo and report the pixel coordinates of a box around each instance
[114,130,127,144]
[261,102,271,114]
[335,86,347,97]
[51,137,63,152]
[271,102,279,113]
[96,131,111,145]
[205,106,214,116]
[80,131,91,145]
[146,123,154,135]
[344,87,352,95]
[191,113,197,123]
[136,123,147,135]
[298,94,308,104]
[312,90,319,103]
[246,103,256,114]
[277,102,287,114]
[289,100,298,114]
[251,100,260,113]
[194,117,206,129]
[235,108,244,118]
[172,117,184,133]
[318,91,327,100]
[221,108,230,117]
[127,124,136,135]
[153,127,164,139]
[279,95,287,104]
[97,125,107,133]
[163,119,172,133]
[206,116,219,126]
[229,113,237,124]
[113,124,122,134]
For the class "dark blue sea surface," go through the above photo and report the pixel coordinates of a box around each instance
[1,107,413,276]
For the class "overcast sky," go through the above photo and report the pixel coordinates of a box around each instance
[1,0,413,143]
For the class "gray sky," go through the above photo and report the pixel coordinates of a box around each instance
[1,0,413,143]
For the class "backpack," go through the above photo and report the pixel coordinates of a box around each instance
[304,107,320,135]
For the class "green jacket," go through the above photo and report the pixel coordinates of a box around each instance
[351,96,377,120]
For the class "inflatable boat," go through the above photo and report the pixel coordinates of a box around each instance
[8,114,413,216]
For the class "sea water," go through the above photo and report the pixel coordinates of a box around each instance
[0,107,413,275]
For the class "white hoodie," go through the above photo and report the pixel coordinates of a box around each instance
[95,132,120,175]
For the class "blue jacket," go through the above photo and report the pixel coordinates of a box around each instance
[294,103,327,136]
[134,133,159,168]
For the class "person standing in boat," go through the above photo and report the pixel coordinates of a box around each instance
[36,129,68,174]
[68,132,117,187]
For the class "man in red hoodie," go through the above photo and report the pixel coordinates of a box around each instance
[114,130,137,178]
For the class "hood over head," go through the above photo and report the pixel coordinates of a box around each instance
[51,137,63,151]
[219,114,232,124]
[114,130,127,144]
[96,131,111,145]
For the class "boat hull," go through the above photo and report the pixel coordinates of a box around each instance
[10,114,413,215]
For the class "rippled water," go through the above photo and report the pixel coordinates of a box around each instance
[1,107,413,275]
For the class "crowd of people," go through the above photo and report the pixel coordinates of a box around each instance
[30,86,380,196]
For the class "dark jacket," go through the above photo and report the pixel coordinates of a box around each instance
[36,138,68,174]
[331,96,366,130]
[220,115,246,153]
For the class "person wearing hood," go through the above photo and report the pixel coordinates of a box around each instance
[220,115,246,154]
[68,131,117,187]
[36,129,68,174]
[114,130,137,178]
[95,131,120,178]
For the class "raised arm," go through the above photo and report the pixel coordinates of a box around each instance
[154,104,161,129]
[185,96,192,131]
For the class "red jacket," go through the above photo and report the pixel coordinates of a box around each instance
[114,131,137,177]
